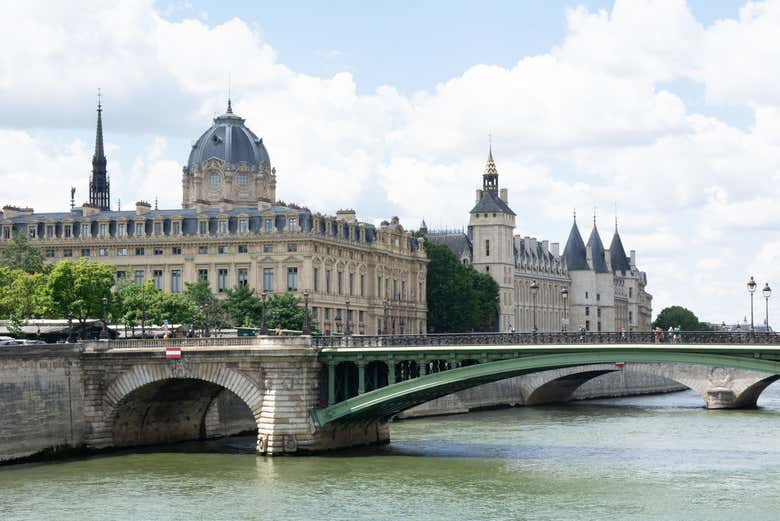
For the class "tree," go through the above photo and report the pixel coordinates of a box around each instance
[184,280,229,334]
[470,268,500,331]
[425,241,479,333]
[263,293,308,331]
[0,268,48,332]
[224,285,263,327]
[653,306,711,331]
[46,259,115,336]
[0,233,44,273]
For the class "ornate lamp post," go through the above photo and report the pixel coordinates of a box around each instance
[140,280,147,338]
[345,299,352,336]
[763,283,772,332]
[99,297,110,339]
[748,276,757,332]
[302,291,311,335]
[383,299,389,335]
[530,280,539,333]
[560,286,569,332]
[259,293,268,334]
[201,304,210,337]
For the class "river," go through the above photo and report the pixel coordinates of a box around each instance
[2,384,780,521]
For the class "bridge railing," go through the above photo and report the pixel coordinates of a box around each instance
[103,336,308,349]
[311,331,780,349]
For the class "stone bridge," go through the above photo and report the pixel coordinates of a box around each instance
[2,331,780,462]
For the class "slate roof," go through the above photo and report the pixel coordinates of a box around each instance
[609,229,631,273]
[562,220,589,270]
[586,224,609,273]
[427,232,472,259]
[469,190,515,215]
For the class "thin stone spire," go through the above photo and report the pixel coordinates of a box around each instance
[89,90,110,210]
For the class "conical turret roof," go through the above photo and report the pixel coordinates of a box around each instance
[609,227,631,273]
[562,218,589,270]
[587,223,609,273]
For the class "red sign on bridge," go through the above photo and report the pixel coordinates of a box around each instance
[165,347,181,359]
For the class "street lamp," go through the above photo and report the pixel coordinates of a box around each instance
[763,282,772,332]
[302,291,311,335]
[140,279,147,338]
[748,276,757,332]
[530,280,539,333]
[99,297,109,339]
[259,293,268,335]
[560,286,569,332]
[383,299,389,335]
[345,299,352,336]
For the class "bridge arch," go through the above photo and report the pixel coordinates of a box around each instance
[104,363,264,448]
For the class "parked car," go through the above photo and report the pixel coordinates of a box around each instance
[20,339,47,345]
[0,339,21,346]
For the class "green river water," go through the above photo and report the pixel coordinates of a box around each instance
[2,386,780,521]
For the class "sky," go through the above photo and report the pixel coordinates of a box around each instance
[2,0,780,326]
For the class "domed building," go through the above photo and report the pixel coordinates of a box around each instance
[0,100,428,335]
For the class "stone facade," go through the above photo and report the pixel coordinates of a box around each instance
[427,148,652,333]
[0,102,427,335]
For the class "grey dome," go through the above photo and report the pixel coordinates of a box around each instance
[187,102,270,171]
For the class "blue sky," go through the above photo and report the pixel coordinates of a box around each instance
[3,0,780,324]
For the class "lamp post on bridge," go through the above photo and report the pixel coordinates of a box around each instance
[530,280,539,333]
[383,299,389,335]
[345,299,352,336]
[763,283,772,332]
[748,276,757,332]
[302,291,311,335]
[99,297,109,340]
[560,286,568,332]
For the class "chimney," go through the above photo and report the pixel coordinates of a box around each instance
[499,188,508,204]
[551,242,560,256]
[135,201,152,215]
[541,240,549,253]
[336,209,357,223]
[2,205,34,218]
[475,189,483,204]
[630,249,637,268]
[529,237,537,253]
[82,203,100,217]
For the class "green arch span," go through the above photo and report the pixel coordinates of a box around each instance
[311,348,780,427]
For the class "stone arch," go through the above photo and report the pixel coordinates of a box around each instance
[104,363,264,448]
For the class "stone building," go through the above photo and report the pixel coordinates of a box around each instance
[0,101,428,335]
[426,148,652,333]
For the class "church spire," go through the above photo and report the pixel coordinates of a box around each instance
[483,142,498,193]
[89,91,110,210]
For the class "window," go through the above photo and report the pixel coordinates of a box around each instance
[81,223,90,238]
[134,270,144,285]
[63,248,73,258]
[199,221,208,235]
[64,225,72,238]
[171,270,181,293]
[326,270,332,294]
[218,245,229,254]
[116,271,126,280]
[263,218,273,232]
[349,273,354,296]
[217,269,228,292]
[629,287,633,298]
[238,269,248,287]
[208,172,221,187]
[337,271,343,295]
[45,249,55,258]
[288,217,298,231]
[218,220,228,234]
[596,293,601,301]
[393,279,398,300]
[263,268,274,292]
[263,244,273,253]
[360,274,365,297]
[238,219,248,233]
[236,172,248,187]
[314,268,319,291]
[118,247,127,256]
[135,247,145,256]
[198,245,208,254]
[46,225,54,238]
[172,246,182,255]
[359,310,365,323]
[287,243,297,252]
[485,239,490,257]
[118,223,127,237]
[585,291,589,299]
[153,222,162,236]
[419,282,423,302]
[80,248,90,257]
[99,248,109,257]
[585,307,590,316]
[99,223,108,237]
[287,267,298,291]
[238,244,248,254]
[153,247,163,256]
[135,223,144,236]
[597,308,602,318]
[597,321,602,332]
[585,320,591,331]
[198,268,208,281]
[172,222,180,235]
[153,270,163,290]
[629,311,634,322]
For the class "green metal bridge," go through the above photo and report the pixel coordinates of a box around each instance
[311,332,780,427]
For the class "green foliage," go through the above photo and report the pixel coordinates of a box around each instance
[263,293,308,331]
[184,280,229,332]
[425,241,499,333]
[224,285,263,327]
[46,259,115,332]
[0,233,44,274]
[0,267,48,320]
[653,306,712,331]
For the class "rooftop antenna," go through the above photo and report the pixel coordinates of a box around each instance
[154,197,158,210]
[573,208,576,222]
[97,87,101,110]
[226,73,232,113]
[614,202,618,231]
[117,198,121,211]
[593,206,597,227]
[70,187,76,209]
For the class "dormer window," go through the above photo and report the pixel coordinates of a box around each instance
[172,221,180,235]
[64,224,72,238]
[29,226,37,239]
[153,222,162,236]
[288,217,298,232]
[199,221,208,235]
[264,218,273,232]
[208,172,222,187]
[118,223,127,237]
[238,219,249,233]
[99,223,108,238]
[218,220,228,234]
[81,223,90,238]
[135,222,144,236]
[46,225,54,238]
